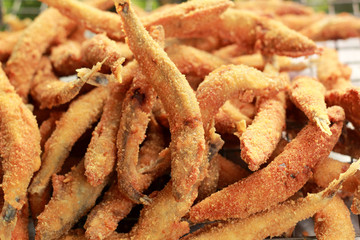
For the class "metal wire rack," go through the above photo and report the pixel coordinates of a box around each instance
[2,0,360,239]
[301,0,360,16]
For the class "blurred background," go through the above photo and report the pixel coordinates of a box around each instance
[0,0,184,21]
[1,0,360,21]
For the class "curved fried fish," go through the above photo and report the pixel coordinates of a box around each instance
[196,63,285,195]
[84,83,129,186]
[186,160,360,240]
[189,106,345,222]
[217,9,317,57]
[185,59,283,212]
[5,8,76,100]
[0,66,41,239]
[289,76,331,135]
[314,194,355,240]
[116,75,157,204]
[197,64,285,133]
[115,26,165,203]
[28,87,108,210]
[196,64,279,200]
[35,160,109,240]
[326,87,360,129]
[41,0,232,40]
[240,92,286,171]
[115,0,206,200]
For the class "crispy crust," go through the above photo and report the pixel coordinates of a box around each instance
[0,66,41,238]
[81,34,132,80]
[115,0,206,200]
[130,182,195,240]
[50,40,83,76]
[326,87,360,128]
[289,77,331,135]
[313,157,360,196]
[35,161,109,240]
[217,9,317,57]
[240,93,286,171]
[166,44,227,78]
[5,8,75,100]
[317,48,352,90]
[84,182,134,240]
[84,83,129,186]
[30,57,90,109]
[85,122,168,239]
[189,106,345,222]
[195,63,284,201]
[314,195,355,240]
[214,101,253,135]
[301,14,360,41]
[41,0,232,40]
[185,161,360,240]
[197,64,285,133]
[116,76,157,204]
[29,88,108,203]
